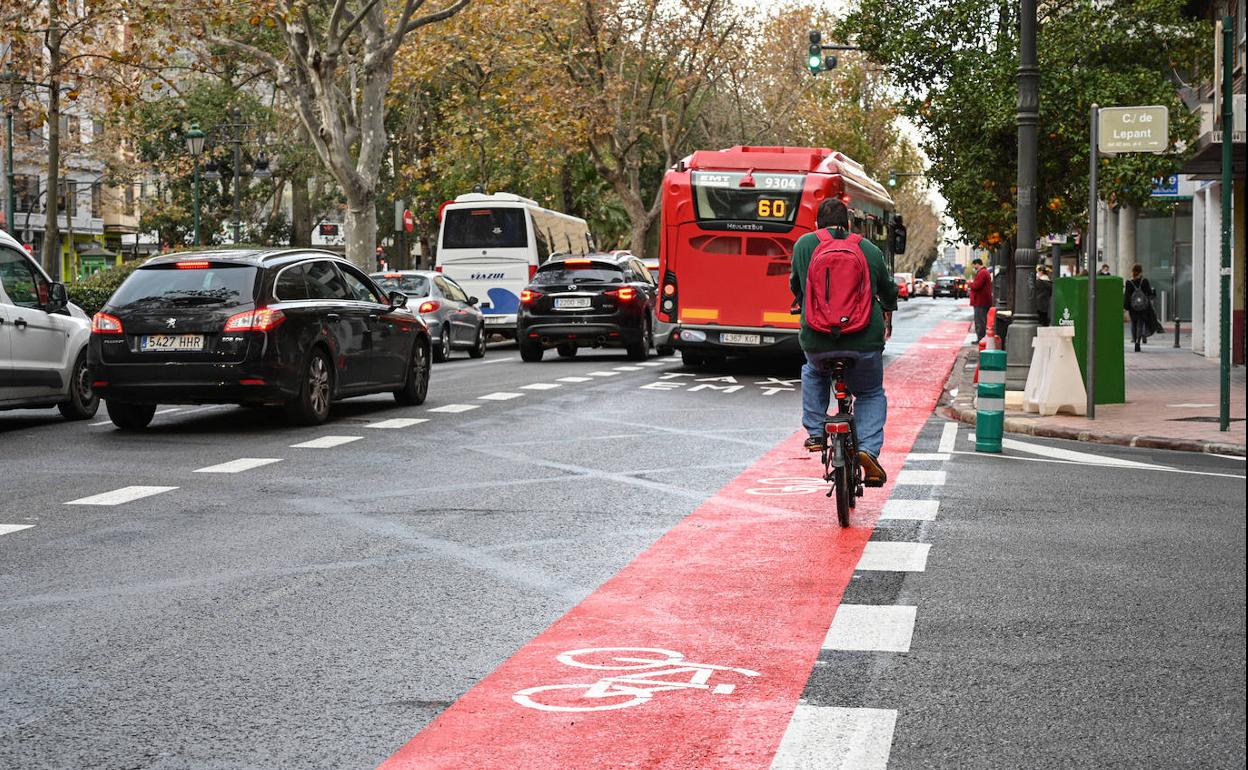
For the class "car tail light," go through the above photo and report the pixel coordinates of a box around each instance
[418,300,440,314]
[239,378,266,386]
[528,264,537,280]
[224,307,286,332]
[607,287,637,301]
[92,312,123,335]
[520,289,541,305]
[564,259,591,267]
[176,260,211,269]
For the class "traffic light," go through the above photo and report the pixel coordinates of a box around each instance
[888,172,897,188]
[808,30,823,75]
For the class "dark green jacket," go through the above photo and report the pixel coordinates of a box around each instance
[789,227,898,353]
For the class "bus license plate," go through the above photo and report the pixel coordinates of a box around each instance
[554,298,592,309]
[141,334,204,351]
[721,333,761,345]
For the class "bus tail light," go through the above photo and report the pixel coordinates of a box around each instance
[528,265,538,281]
[658,270,678,322]
[224,307,286,332]
[520,289,541,305]
[92,312,124,335]
[434,265,443,273]
[418,300,440,314]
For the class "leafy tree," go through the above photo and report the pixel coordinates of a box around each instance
[844,0,1208,248]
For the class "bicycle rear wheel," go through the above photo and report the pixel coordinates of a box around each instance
[833,462,852,527]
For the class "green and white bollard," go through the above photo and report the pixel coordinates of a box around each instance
[976,349,1006,453]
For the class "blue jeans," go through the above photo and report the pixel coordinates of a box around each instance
[801,350,887,456]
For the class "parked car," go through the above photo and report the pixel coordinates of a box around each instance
[0,228,99,420]
[894,274,910,301]
[371,270,486,362]
[954,277,969,297]
[913,279,933,298]
[90,249,430,429]
[517,252,658,362]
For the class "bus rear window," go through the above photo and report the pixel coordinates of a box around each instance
[442,208,528,249]
[692,171,803,225]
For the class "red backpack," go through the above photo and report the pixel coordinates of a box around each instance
[804,229,873,337]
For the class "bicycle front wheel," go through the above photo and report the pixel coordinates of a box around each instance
[833,462,852,528]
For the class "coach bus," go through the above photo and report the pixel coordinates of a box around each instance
[654,146,904,364]
[436,192,593,338]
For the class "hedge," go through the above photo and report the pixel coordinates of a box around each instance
[68,261,142,316]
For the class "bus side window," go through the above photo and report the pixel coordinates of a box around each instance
[535,227,551,264]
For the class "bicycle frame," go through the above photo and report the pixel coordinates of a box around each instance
[822,361,863,503]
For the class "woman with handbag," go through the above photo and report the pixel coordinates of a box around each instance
[1123,263,1155,352]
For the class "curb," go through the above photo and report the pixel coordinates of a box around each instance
[939,346,1247,458]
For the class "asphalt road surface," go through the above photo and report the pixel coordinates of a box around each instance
[1,297,1243,769]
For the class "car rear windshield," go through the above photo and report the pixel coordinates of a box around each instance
[372,274,430,296]
[442,207,528,250]
[532,265,624,285]
[110,264,258,310]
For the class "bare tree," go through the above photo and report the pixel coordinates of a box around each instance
[204,0,471,268]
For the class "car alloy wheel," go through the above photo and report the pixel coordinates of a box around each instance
[396,340,430,405]
[469,324,486,358]
[308,353,331,419]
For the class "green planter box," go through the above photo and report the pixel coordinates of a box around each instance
[1052,276,1125,404]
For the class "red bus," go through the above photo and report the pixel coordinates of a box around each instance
[654,146,903,363]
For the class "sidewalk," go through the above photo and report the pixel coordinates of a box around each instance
[942,329,1247,456]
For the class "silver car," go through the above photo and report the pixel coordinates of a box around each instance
[0,229,99,419]
[371,270,486,361]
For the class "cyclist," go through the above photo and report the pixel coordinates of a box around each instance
[789,198,897,485]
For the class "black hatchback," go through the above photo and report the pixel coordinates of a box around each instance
[516,253,657,362]
[89,249,431,429]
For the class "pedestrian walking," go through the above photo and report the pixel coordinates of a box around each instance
[1034,265,1053,326]
[1098,263,1111,275]
[376,246,388,272]
[1124,263,1155,352]
[968,258,992,341]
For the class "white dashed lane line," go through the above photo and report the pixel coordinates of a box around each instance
[637,360,667,367]
[879,499,940,521]
[556,376,592,383]
[586,371,620,377]
[613,366,643,371]
[520,383,561,391]
[894,469,947,486]
[938,421,959,453]
[368,418,428,429]
[855,541,931,572]
[427,404,481,413]
[1,524,35,537]
[194,458,284,474]
[153,407,182,416]
[478,392,524,401]
[906,452,951,462]
[822,605,918,652]
[66,486,179,506]
[770,705,897,770]
[291,436,364,449]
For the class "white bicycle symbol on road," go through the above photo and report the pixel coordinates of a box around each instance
[513,647,761,712]
[744,476,827,495]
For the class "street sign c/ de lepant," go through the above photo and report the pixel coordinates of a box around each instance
[1098,106,1169,154]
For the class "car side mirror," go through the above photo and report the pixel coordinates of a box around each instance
[466,296,479,306]
[388,290,408,309]
[46,282,69,313]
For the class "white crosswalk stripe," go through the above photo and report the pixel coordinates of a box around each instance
[879,500,940,521]
[770,705,897,770]
[557,377,592,383]
[823,605,917,652]
[855,541,931,572]
[586,371,620,377]
[0,524,35,537]
[520,383,562,391]
[478,392,524,401]
[895,469,947,486]
[367,418,429,429]
[427,404,480,413]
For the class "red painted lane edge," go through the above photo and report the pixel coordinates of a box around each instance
[379,321,970,770]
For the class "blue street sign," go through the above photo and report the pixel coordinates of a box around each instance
[1151,175,1179,197]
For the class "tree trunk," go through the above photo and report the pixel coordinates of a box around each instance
[291,176,311,247]
[345,196,377,270]
[42,3,62,278]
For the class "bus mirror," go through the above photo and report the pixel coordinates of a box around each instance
[890,224,908,255]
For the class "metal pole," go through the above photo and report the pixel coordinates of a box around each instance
[231,107,242,245]
[1218,16,1232,431]
[1086,103,1099,419]
[1172,202,1180,348]
[4,107,13,234]
[1005,0,1041,389]
[192,155,201,246]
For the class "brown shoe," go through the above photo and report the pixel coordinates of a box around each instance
[859,450,887,487]
[804,435,825,452]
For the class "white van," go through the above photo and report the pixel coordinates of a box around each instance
[435,192,592,337]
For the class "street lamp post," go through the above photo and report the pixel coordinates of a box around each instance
[1,69,16,233]
[230,107,242,244]
[1005,0,1041,389]
[184,122,205,246]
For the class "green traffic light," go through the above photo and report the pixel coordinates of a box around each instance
[888,174,897,187]
[809,55,822,69]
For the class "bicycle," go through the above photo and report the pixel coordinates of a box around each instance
[821,358,862,528]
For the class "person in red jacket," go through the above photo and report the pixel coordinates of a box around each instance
[968,258,993,340]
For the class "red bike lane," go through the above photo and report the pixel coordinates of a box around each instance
[379,321,969,770]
